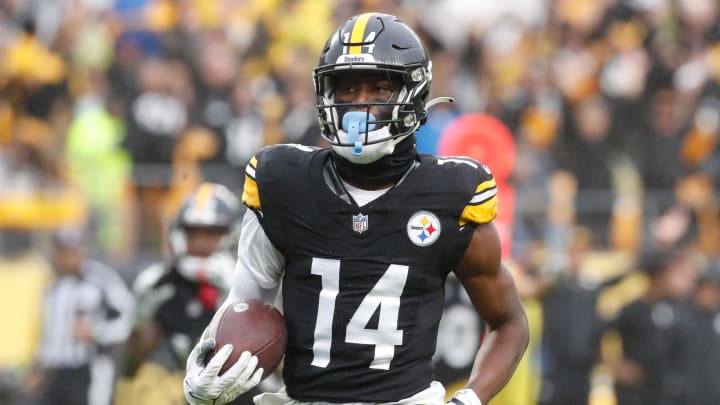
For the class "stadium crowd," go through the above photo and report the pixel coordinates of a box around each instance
[1,0,719,404]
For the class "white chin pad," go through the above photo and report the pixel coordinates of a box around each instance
[332,126,403,164]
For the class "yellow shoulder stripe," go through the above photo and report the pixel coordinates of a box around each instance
[459,195,498,226]
[460,177,498,225]
[475,177,497,193]
[475,178,497,194]
[242,156,261,210]
[248,156,257,171]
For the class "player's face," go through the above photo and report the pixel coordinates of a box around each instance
[334,72,395,104]
[333,71,399,128]
[184,227,225,257]
[53,245,84,275]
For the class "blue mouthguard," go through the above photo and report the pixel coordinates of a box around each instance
[342,112,376,156]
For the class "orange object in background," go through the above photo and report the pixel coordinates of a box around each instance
[438,114,517,259]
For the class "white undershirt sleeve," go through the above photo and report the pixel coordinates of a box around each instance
[228,211,285,302]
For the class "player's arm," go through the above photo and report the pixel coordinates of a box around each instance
[451,221,529,405]
[183,213,273,405]
[226,211,285,303]
[184,153,285,405]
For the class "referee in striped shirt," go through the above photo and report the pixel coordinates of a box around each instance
[24,227,134,405]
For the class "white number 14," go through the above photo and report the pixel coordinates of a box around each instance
[310,258,408,370]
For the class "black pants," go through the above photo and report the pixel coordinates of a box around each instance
[38,365,90,405]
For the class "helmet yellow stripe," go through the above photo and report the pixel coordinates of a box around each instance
[194,183,214,210]
[349,13,373,54]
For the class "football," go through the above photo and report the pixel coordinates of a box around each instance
[206,299,287,378]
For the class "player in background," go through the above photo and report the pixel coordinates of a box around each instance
[24,226,134,405]
[184,13,529,405]
[117,182,259,405]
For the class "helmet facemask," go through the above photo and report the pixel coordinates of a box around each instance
[314,12,453,182]
[315,64,430,164]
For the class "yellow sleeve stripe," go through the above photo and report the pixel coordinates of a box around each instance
[246,156,257,179]
[470,186,497,206]
[474,178,497,194]
[242,156,260,209]
[242,175,261,210]
[459,195,498,226]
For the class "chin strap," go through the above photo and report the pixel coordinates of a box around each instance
[426,96,455,110]
[330,134,417,189]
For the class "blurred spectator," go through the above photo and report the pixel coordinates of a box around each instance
[510,87,560,250]
[117,183,257,405]
[1,18,67,119]
[122,57,194,248]
[685,260,720,405]
[609,250,696,405]
[64,73,134,258]
[192,35,238,164]
[633,88,689,214]
[554,96,614,246]
[123,58,191,172]
[224,79,266,167]
[600,14,652,151]
[0,135,50,192]
[534,227,622,405]
[281,68,322,148]
[680,96,720,183]
[23,226,134,405]
[673,174,720,256]
[106,30,162,106]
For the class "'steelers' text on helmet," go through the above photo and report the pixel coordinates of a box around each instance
[313,13,432,157]
[169,182,243,257]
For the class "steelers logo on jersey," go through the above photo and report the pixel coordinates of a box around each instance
[407,211,442,246]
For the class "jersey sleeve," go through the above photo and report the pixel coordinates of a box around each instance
[234,211,285,289]
[459,163,498,226]
[242,144,318,211]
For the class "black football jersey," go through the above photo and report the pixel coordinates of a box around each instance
[242,144,498,402]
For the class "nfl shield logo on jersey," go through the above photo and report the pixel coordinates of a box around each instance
[352,213,369,234]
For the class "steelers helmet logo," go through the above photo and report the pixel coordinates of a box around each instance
[407,211,442,246]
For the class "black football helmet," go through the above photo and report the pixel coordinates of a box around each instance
[314,13,451,159]
[168,182,243,257]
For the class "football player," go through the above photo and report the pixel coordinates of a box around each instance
[183,13,529,405]
[119,182,256,404]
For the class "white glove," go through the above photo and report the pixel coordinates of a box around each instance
[184,338,264,405]
[447,389,483,405]
[177,253,236,292]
